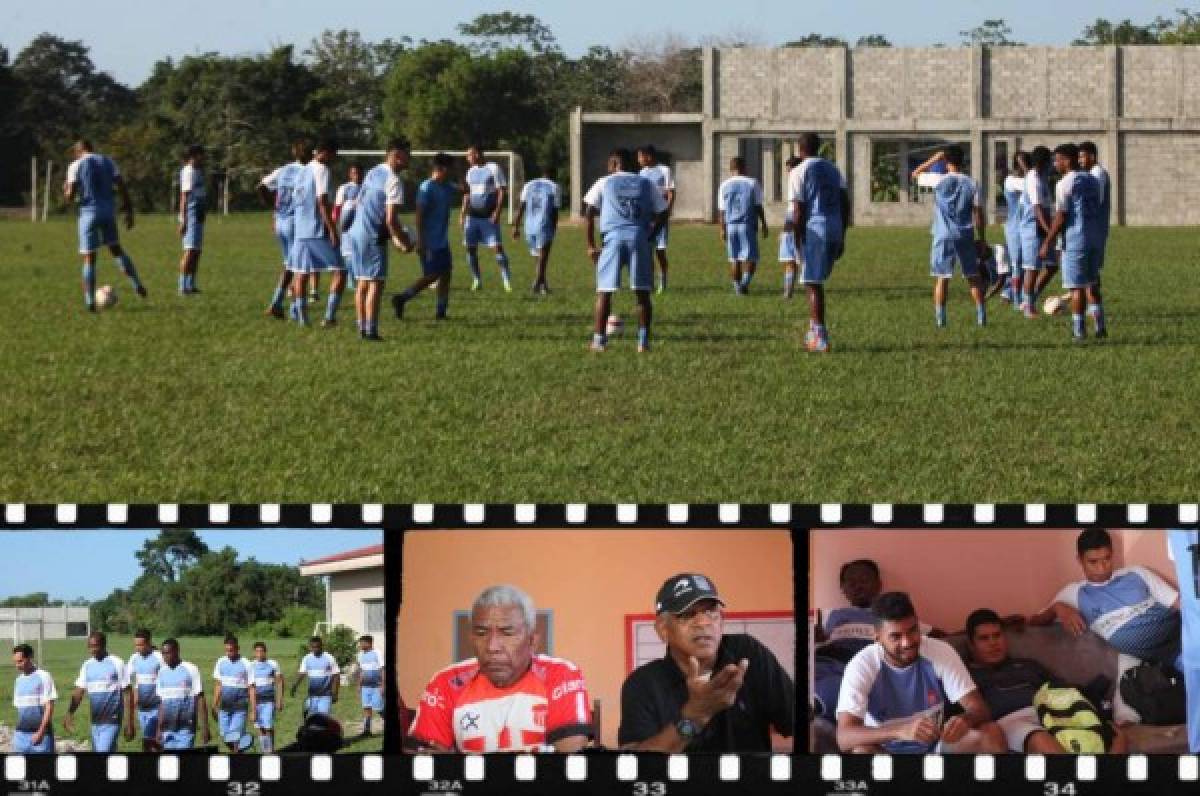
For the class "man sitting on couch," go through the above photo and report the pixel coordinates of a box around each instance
[965,608,1127,753]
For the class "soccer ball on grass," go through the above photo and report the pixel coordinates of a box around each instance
[94,285,118,310]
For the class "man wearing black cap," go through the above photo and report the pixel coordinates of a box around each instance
[618,573,794,752]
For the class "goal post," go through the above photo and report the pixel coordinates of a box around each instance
[338,149,524,224]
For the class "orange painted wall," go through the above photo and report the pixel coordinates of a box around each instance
[397,529,794,748]
[810,529,1176,632]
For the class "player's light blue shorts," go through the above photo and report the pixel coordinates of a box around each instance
[1019,228,1058,271]
[525,228,554,255]
[1004,228,1022,273]
[137,708,160,739]
[91,721,120,753]
[1061,246,1102,289]
[350,236,388,281]
[725,223,758,263]
[652,222,669,250]
[360,686,384,711]
[800,222,843,285]
[305,696,333,716]
[78,213,119,254]
[160,729,194,750]
[12,730,54,753]
[778,230,799,262]
[218,709,251,745]
[183,218,204,250]
[421,247,452,278]
[289,237,343,273]
[255,701,276,729]
[464,215,501,247]
[596,234,654,292]
[930,237,979,279]
[275,225,294,266]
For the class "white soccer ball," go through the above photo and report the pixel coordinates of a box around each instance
[605,314,624,337]
[1042,295,1065,316]
[94,285,118,310]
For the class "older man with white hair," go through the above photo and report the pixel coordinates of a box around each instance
[405,584,593,753]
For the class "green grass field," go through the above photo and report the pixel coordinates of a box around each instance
[2,213,1198,502]
[0,635,383,753]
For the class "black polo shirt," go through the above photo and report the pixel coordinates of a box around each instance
[617,633,794,752]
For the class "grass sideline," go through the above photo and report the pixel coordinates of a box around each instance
[2,213,1198,502]
[0,635,383,753]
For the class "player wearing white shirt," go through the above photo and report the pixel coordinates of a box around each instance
[835,592,1005,755]
[1040,143,1106,341]
[64,632,134,753]
[288,140,343,327]
[355,635,384,737]
[63,139,147,311]
[258,138,311,318]
[334,163,365,290]
[1000,151,1032,310]
[348,139,413,340]
[128,630,164,751]
[717,157,768,294]
[177,145,208,294]
[290,636,341,716]
[778,156,802,298]
[511,170,560,294]
[250,642,283,753]
[1018,146,1058,317]
[637,145,675,292]
[11,644,56,754]
[1078,141,1111,331]
[462,145,513,291]
[155,638,210,750]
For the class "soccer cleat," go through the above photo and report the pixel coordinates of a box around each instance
[1095,328,1108,340]
[935,316,947,328]
[136,285,148,298]
[470,279,482,291]
[503,281,513,293]
[804,329,830,352]
[364,332,384,342]
[637,343,650,353]
[266,306,285,319]
[391,294,407,319]
[320,318,337,328]
[588,340,606,353]
[1022,304,1038,319]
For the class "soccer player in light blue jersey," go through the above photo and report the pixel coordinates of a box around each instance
[1042,143,1106,341]
[355,635,383,738]
[392,152,456,322]
[11,644,56,754]
[778,156,802,298]
[788,133,848,352]
[1001,151,1032,309]
[511,167,560,294]
[583,148,668,353]
[63,139,147,311]
[291,636,340,717]
[211,635,256,754]
[461,145,512,291]
[259,138,311,318]
[718,157,768,295]
[64,631,134,752]
[349,139,413,341]
[1167,530,1200,753]
[638,145,675,292]
[1078,141,1111,328]
[1018,146,1057,318]
[250,641,283,753]
[177,145,208,295]
[129,629,164,751]
[911,146,988,328]
[288,139,342,327]
[154,638,210,751]
[334,163,365,290]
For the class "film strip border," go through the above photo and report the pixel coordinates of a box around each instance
[2,501,1198,526]
[2,503,1199,796]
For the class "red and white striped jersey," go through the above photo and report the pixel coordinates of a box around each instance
[407,655,592,752]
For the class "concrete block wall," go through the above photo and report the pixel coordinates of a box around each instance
[1123,133,1200,224]
[717,48,839,121]
[986,48,1109,119]
[850,48,974,121]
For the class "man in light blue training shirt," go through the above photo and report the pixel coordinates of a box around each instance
[1041,143,1106,342]
[291,636,340,717]
[250,641,283,753]
[788,133,848,353]
[461,144,512,291]
[335,163,365,290]
[356,634,384,737]
[911,145,988,329]
[1078,141,1111,332]
[1168,530,1200,753]
[289,139,342,327]
[177,144,208,294]
[511,167,559,294]
[64,631,133,752]
[583,148,668,353]
[211,635,256,753]
[718,156,768,295]
[392,152,456,322]
[1001,151,1031,308]
[258,138,310,318]
[1018,146,1057,317]
[129,629,164,751]
[155,638,210,751]
[11,644,56,753]
[349,138,413,341]
[63,138,147,311]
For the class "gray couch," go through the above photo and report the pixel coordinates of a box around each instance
[812,625,1189,754]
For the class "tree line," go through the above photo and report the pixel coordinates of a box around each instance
[2,11,1197,211]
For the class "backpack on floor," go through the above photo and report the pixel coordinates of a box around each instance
[1120,661,1187,726]
[1032,683,1113,754]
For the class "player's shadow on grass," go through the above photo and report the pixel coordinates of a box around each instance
[850,336,1168,354]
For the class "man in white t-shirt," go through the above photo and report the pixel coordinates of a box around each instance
[637,145,675,292]
[461,145,512,291]
[836,592,1006,754]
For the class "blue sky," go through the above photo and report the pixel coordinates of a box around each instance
[2,1,1185,85]
[0,529,383,601]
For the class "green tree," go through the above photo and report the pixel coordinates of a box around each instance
[457,12,559,54]
[305,30,406,146]
[856,34,893,47]
[135,528,209,582]
[0,46,33,205]
[783,34,848,48]
[959,19,1021,46]
[0,592,58,607]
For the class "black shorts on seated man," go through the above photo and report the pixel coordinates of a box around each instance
[618,573,794,752]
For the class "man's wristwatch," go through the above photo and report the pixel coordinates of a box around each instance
[675,717,701,742]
